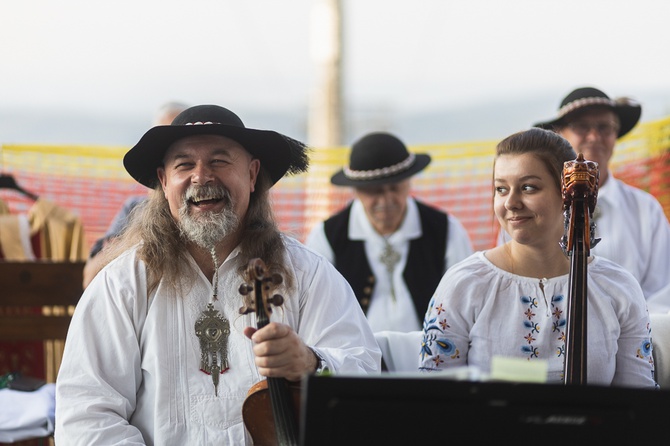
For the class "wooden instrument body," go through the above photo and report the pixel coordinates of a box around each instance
[242,380,302,446]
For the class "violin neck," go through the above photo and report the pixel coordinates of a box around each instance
[255,288,270,329]
[253,281,299,445]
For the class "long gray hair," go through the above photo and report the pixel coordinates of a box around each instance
[99,167,292,294]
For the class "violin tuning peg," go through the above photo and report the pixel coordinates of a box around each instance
[238,284,252,295]
[271,273,283,285]
[269,294,284,306]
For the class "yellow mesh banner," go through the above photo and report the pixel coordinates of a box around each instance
[2,116,669,252]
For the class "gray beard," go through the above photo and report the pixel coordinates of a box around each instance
[178,185,240,250]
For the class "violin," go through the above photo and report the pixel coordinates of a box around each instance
[239,258,300,446]
[559,153,600,385]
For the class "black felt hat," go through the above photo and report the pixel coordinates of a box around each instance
[124,104,309,188]
[534,87,641,138]
[330,132,431,187]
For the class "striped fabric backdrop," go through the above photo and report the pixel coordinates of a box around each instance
[1,115,669,254]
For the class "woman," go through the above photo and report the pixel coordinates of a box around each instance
[419,128,657,388]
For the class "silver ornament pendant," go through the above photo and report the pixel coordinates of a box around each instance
[195,302,230,396]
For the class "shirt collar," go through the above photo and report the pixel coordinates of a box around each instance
[597,174,623,208]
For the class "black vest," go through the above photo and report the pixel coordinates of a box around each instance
[323,200,448,325]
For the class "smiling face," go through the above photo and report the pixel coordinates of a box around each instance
[354,179,411,235]
[494,153,565,249]
[156,134,260,248]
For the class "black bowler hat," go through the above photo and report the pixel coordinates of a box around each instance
[124,104,309,188]
[534,87,642,138]
[330,132,431,187]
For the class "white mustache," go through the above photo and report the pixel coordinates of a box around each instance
[184,184,228,203]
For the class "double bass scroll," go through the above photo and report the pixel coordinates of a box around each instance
[559,153,600,385]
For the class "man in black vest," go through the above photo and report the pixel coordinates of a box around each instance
[305,132,473,333]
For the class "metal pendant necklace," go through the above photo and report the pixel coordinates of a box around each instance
[194,248,230,396]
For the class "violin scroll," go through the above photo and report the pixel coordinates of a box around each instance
[239,258,285,321]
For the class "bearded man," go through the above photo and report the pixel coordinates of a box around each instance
[55,105,380,445]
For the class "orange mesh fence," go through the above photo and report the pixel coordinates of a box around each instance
[2,115,669,253]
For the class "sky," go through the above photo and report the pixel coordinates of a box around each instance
[1,0,670,146]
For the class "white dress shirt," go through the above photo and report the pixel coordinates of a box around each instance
[593,177,670,312]
[55,236,381,445]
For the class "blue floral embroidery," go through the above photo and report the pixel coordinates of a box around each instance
[520,295,540,360]
[423,315,441,333]
[421,298,459,363]
[552,318,567,333]
[523,320,540,334]
[551,295,567,357]
[556,344,565,357]
[520,295,538,309]
[421,331,458,360]
[420,333,434,360]
[521,345,539,358]
[520,292,566,360]
[434,337,457,355]
[551,294,564,306]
